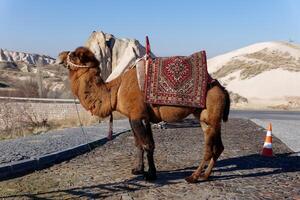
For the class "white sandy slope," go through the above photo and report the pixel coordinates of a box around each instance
[226,69,300,109]
[207,41,300,110]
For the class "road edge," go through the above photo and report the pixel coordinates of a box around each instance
[0,129,130,181]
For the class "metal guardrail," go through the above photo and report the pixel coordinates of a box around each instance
[0,96,80,104]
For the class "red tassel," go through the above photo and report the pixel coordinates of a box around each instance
[146,36,150,58]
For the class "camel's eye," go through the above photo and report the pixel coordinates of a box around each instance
[73,57,80,63]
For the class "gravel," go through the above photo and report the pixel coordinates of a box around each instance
[0,119,130,165]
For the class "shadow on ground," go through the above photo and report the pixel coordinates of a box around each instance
[2,152,299,199]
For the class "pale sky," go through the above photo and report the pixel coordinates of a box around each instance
[0,0,299,58]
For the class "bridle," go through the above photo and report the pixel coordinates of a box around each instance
[66,52,91,70]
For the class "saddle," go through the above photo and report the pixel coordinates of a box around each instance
[135,37,211,108]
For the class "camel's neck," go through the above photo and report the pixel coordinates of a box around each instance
[70,69,122,118]
[105,76,122,110]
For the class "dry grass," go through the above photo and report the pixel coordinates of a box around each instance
[49,112,100,131]
[0,100,97,140]
[0,64,72,99]
[268,96,300,110]
[229,91,248,104]
[49,111,126,130]
[212,48,300,80]
[0,100,50,140]
[0,100,126,141]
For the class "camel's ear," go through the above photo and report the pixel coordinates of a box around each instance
[83,51,100,68]
[106,37,115,52]
[56,51,70,66]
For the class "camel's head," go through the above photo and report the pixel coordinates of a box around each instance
[56,47,100,70]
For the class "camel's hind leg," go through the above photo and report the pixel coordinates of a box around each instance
[202,132,224,179]
[186,87,225,183]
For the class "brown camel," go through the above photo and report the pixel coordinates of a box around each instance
[56,47,230,183]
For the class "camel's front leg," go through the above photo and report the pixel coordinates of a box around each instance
[129,119,156,181]
[107,114,113,140]
[131,147,144,175]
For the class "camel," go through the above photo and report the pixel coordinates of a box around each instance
[56,47,230,183]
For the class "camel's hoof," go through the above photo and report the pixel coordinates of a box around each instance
[131,168,144,175]
[107,132,113,141]
[185,175,198,183]
[144,172,157,181]
[199,174,209,181]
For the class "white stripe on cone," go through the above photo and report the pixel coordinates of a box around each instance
[263,142,272,149]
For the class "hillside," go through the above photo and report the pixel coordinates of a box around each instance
[208,41,300,110]
[0,49,70,98]
[0,49,55,65]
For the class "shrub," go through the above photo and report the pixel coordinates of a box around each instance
[0,100,50,140]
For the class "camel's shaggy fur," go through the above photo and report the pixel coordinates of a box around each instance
[57,47,230,183]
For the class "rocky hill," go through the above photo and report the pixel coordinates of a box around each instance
[0,49,55,65]
[208,41,300,110]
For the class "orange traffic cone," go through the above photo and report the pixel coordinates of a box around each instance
[261,123,273,157]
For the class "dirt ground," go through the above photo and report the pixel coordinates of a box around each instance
[0,119,299,200]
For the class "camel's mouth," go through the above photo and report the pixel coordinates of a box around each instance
[55,57,64,65]
[55,51,70,67]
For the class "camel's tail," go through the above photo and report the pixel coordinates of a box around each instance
[207,79,231,122]
[222,88,230,122]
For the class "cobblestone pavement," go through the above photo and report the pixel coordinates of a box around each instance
[0,119,299,199]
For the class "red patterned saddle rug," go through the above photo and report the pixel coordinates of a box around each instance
[144,51,208,108]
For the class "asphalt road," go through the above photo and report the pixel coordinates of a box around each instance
[230,110,300,154]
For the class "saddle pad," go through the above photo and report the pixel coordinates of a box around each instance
[144,51,208,108]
